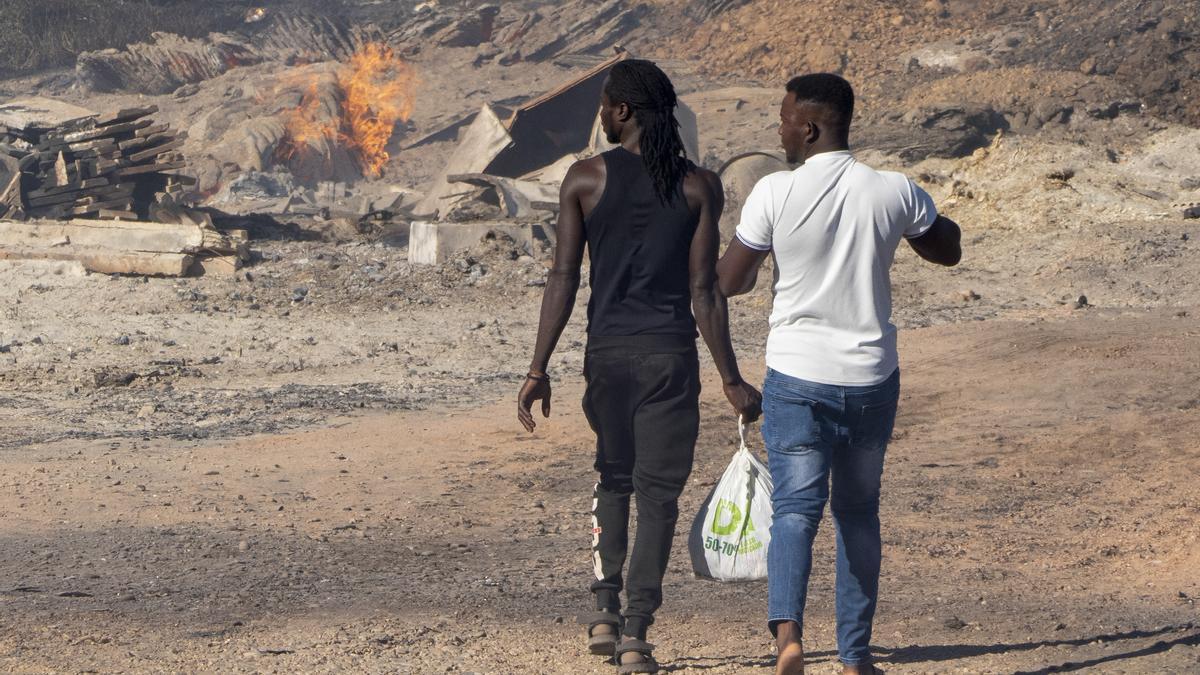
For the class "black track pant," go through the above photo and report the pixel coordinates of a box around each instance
[583,335,701,641]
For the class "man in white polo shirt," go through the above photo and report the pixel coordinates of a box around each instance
[717,73,961,675]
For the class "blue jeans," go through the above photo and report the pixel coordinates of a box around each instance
[763,367,900,666]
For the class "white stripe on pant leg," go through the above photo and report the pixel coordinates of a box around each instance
[591,482,604,580]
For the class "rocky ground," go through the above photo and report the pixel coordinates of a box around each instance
[657,0,1199,127]
[0,310,1198,674]
[2,0,1200,672]
[2,124,1199,673]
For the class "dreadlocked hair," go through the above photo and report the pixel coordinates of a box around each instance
[605,59,690,204]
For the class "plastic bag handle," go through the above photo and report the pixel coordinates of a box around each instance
[737,415,749,451]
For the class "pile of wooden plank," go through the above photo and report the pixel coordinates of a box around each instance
[0,104,192,221]
[0,99,250,277]
[0,215,249,278]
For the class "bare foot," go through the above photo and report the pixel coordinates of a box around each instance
[619,650,650,666]
[590,623,617,638]
[615,638,658,673]
[842,664,881,675]
[774,621,804,675]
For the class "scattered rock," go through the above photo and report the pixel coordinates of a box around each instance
[93,369,138,388]
[114,335,131,346]
[173,83,201,99]
[865,104,1008,161]
[1074,295,1089,309]
[1046,168,1075,182]
[943,616,967,630]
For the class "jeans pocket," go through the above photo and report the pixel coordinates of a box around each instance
[851,399,898,453]
[764,394,824,455]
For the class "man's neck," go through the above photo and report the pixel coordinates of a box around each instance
[805,143,850,161]
[620,128,643,155]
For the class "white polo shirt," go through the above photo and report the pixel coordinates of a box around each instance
[735,150,937,386]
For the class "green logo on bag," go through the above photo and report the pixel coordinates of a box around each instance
[711,498,755,536]
[708,499,763,555]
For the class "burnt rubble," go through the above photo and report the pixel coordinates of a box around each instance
[75,2,650,96]
[0,99,248,277]
[0,101,193,221]
[77,14,386,95]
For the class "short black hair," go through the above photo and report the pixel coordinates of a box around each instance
[786,73,855,139]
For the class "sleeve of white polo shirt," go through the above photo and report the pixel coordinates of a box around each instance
[734,176,774,251]
[902,178,939,239]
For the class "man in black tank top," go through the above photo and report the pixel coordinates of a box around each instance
[517,60,762,673]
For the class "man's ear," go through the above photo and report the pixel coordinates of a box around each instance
[805,120,820,144]
[616,102,633,123]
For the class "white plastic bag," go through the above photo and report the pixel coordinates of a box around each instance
[688,420,774,582]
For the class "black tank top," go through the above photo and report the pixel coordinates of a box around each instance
[584,147,698,337]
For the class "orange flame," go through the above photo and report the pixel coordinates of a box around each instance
[342,44,417,177]
[278,44,417,179]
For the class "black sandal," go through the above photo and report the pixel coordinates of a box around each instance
[614,638,659,674]
[577,610,622,656]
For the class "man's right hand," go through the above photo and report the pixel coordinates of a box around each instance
[517,376,552,432]
[722,379,763,423]
[907,214,962,267]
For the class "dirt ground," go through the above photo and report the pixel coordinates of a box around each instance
[3,132,1200,673]
[2,123,1200,673]
[0,308,1198,674]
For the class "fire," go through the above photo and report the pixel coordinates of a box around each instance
[280,81,334,152]
[341,44,417,177]
[278,44,417,179]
